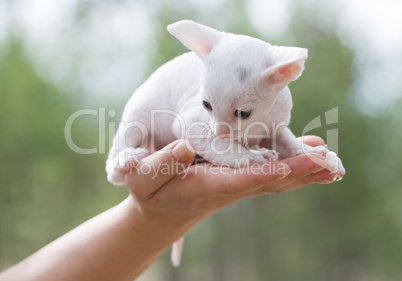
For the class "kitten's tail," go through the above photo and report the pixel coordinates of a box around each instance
[171,236,185,267]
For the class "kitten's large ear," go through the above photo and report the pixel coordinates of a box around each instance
[262,46,308,90]
[167,20,223,61]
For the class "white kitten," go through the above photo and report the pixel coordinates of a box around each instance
[106,20,345,266]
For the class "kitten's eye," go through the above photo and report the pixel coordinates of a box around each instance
[235,109,251,119]
[202,100,213,111]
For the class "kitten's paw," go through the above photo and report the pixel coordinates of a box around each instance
[235,154,266,167]
[296,145,345,180]
[296,145,327,157]
[235,149,278,167]
[106,148,150,185]
[252,148,279,162]
[325,151,345,180]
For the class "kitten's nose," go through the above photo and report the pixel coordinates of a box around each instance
[213,123,231,139]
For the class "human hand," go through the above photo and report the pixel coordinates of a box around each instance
[124,136,338,232]
[1,138,338,281]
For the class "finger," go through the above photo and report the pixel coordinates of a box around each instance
[281,153,328,179]
[239,137,328,198]
[125,140,195,198]
[187,161,292,198]
[273,169,337,194]
[242,153,330,197]
[298,135,325,147]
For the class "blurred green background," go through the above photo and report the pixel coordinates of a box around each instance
[1,0,402,280]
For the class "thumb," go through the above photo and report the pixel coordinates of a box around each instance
[125,140,195,198]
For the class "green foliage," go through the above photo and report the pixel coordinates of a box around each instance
[0,40,127,269]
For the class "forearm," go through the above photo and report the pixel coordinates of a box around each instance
[0,197,194,281]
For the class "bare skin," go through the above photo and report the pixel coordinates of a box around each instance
[0,136,337,281]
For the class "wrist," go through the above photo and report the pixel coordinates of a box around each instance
[122,196,200,247]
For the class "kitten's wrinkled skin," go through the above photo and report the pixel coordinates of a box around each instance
[106,19,345,267]
[106,20,344,185]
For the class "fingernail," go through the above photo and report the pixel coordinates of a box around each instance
[173,140,194,163]
[273,169,292,181]
[161,140,181,151]
[336,175,343,181]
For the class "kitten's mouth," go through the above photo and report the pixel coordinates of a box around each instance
[206,124,244,141]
